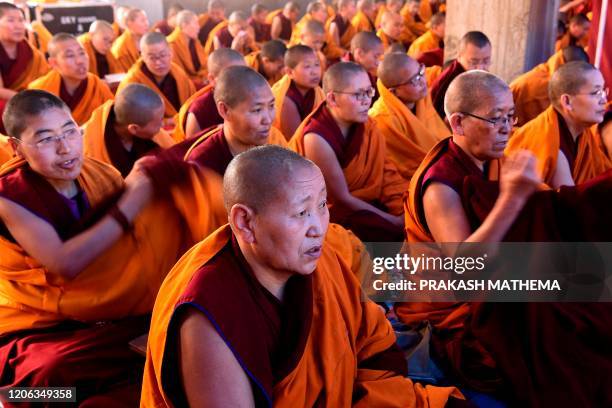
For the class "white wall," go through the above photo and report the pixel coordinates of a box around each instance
[117,0,164,24]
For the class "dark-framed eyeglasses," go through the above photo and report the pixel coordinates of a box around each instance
[460,111,518,128]
[390,63,426,89]
[333,87,376,101]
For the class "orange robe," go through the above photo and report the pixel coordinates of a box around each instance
[116,60,196,119]
[27,21,52,55]
[141,224,463,408]
[506,106,612,186]
[369,79,449,180]
[203,21,229,58]
[0,134,13,166]
[0,156,225,336]
[78,33,123,77]
[326,14,358,49]
[351,10,375,32]
[510,51,564,126]
[288,15,344,62]
[425,65,443,88]
[82,100,175,172]
[111,30,141,72]
[271,74,325,139]
[27,70,114,125]
[376,29,409,52]
[407,30,442,59]
[555,31,589,51]
[290,102,409,236]
[1,40,49,92]
[167,28,207,83]
[400,7,427,37]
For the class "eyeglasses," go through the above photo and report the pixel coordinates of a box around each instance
[144,52,171,62]
[460,111,518,128]
[390,63,426,89]
[13,127,83,150]
[333,87,376,101]
[575,87,609,99]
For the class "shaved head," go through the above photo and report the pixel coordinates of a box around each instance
[140,31,168,49]
[285,44,316,69]
[3,90,68,139]
[322,61,366,93]
[444,70,509,118]
[223,145,316,213]
[284,1,300,13]
[429,12,445,28]
[380,10,401,26]
[549,61,598,109]
[306,1,326,14]
[228,10,247,24]
[378,52,417,88]
[207,48,245,78]
[176,10,197,27]
[303,19,325,36]
[208,0,224,11]
[561,45,589,64]
[114,83,164,126]
[350,31,382,53]
[458,31,491,54]
[47,33,79,58]
[125,8,145,23]
[260,40,287,61]
[89,20,114,34]
[214,66,270,108]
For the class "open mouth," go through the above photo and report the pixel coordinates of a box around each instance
[58,158,78,170]
[305,245,322,258]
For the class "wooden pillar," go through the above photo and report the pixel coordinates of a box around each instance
[444,0,560,82]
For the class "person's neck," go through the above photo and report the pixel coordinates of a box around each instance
[238,241,291,301]
[224,123,256,156]
[557,108,585,141]
[293,81,312,96]
[402,99,416,110]
[327,107,352,138]
[62,75,84,95]
[147,67,167,84]
[130,31,142,50]
[181,31,192,42]
[112,121,135,151]
[48,178,78,199]
[0,39,18,57]
[453,136,486,172]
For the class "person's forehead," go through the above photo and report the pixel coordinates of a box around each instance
[58,40,83,53]
[24,108,74,135]
[464,43,491,57]
[343,71,371,89]
[236,85,274,107]
[579,70,604,88]
[283,166,325,202]
[143,42,168,53]
[1,9,23,18]
[475,89,514,113]
[297,54,318,65]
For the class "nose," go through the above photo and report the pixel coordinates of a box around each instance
[262,107,273,125]
[56,136,71,154]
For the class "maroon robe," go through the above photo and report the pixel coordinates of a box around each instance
[276,13,293,42]
[185,127,233,176]
[187,87,223,131]
[248,18,272,42]
[153,20,173,36]
[332,15,349,39]
[430,59,465,120]
[188,39,201,72]
[417,48,444,67]
[198,18,222,46]
[141,64,181,112]
[94,50,110,79]
[215,26,234,48]
[303,105,405,242]
[0,40,32,89]
[286,81,316,120]
[58,78,88,116]
[556,110,578,172]
[104,110,162,177]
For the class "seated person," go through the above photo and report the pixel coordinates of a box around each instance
[111,8,150,72]
[374,0,404,27]
[290,62,408,242]
[197,0,226,47]
[185,66,287,174]
[78,20,122,79]
[555,13,590,51]
[0,89,225,405]
[179,48,245,141]
[245,39,287,85]
[370,52,449,181]
[289,1,328,46]
[248,3,272,43]
[401,0,428,38]
[152,3,183,36]
[352,0,377,32]
[83,83,175,176]
[510,45,589,126]
[141,144,465,408]
[117,32,196,127]
[28,33,114,126]
[328,0,358,49]
[270,2,300,43]
[296,19,332,71]
[407,12,445,59]
[112,5,131,37]
[400,69,612,408]
[346,31,385,102]
[377,11,410,52]
[430,31,492,119]
[506,61,611,188]
[167,10,208,88]
[272,45,325,140]
[0,2,49,126]
[213,11,258,56]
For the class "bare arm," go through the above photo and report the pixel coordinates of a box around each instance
[185,112,202,139]
[0,167,153,279]
[179,308,255,408]
[329,22,341,47]
[280,98,303,140]
[423,150,540,244]
[213,35,222,51]
[270,16,283,41]
[550,150,575,189]
[0,76,17,101]
[559,0,586,13]
[303,132,402,226]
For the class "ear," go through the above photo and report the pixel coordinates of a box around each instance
[560,94,572,111]
[285,66,295,78]
[353,48,363,61]
[448,112,465,136]
[217,101,230,120]
[207,73,216,87]
[9,138,22,157]
[127,123,141,136]
[48,57,59,70]
[325,90,338,107]
[229,203,257,243]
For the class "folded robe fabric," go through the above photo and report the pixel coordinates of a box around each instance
[111,30,140,72]
[167,28,207,82]
[78,33,122,78]
[1,39,49,92]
